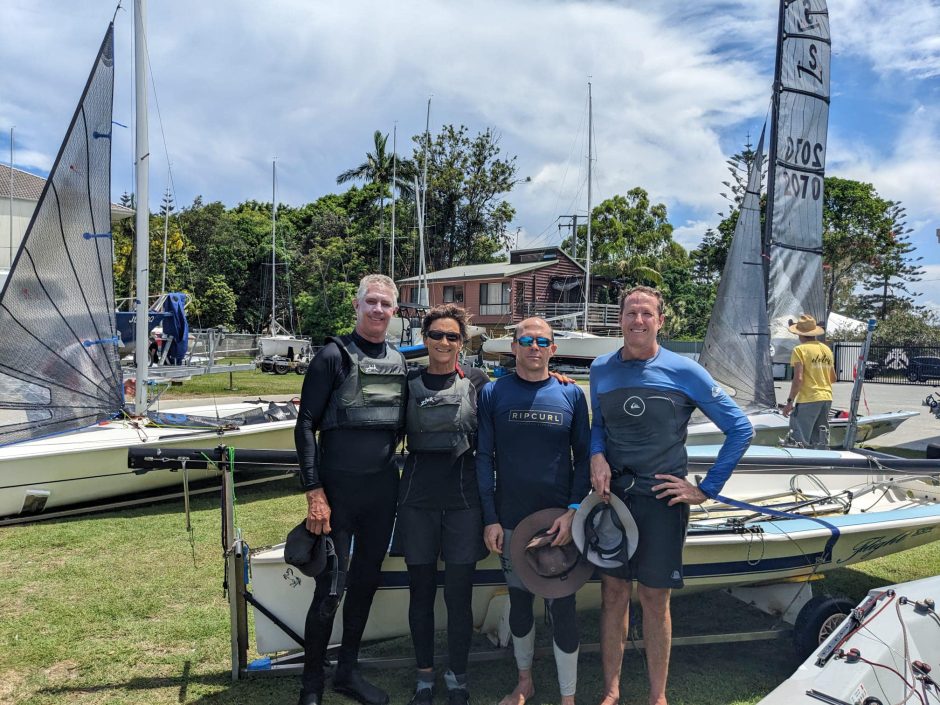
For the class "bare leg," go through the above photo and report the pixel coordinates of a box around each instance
[498,669,535,705]
[598,575,632,705]
[637,584,672,705]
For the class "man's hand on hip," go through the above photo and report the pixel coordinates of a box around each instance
[652,474,707,506]
[591,453,612,501]
[305,488,332,534]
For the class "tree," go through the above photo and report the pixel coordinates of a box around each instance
[872,309,940,346]
[191,274,237,328]
[296,282,357,342]
[563,187,675,287]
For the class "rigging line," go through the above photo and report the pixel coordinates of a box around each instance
[0,358,116,408]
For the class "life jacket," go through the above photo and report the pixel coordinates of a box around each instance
[405,365,477,456]
[319,335,407,431]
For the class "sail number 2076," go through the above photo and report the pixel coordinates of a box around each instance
[781,170,822,200]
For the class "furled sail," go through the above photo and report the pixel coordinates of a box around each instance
[765,0,830,362]
[699,127,776,411]
[0,25,122,446]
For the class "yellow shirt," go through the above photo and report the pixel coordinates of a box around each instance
[790,341,834,403]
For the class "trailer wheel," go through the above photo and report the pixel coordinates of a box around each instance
[793,595,856,658]
[260,359,274,374]
[295,362,308,375]
[273,359,290,375]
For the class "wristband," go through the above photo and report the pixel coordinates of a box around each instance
[567,503,580,510]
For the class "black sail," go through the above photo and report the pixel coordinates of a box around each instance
[0,25,122,445]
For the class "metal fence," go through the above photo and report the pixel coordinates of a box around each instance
[833,342,940,386]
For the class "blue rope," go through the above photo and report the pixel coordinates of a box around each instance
[82,231,113,240]
[713,492,842,563]
[82,335,120,347]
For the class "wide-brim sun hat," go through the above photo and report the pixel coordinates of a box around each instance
[788,314,825,337]
[509,508,595,599]
[572,492,639,569]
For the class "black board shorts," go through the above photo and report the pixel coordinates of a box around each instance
[599,491,690,589]
[394,505,488,566]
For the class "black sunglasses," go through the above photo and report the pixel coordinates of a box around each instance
[515,335,553,348]
[426,330,462,342]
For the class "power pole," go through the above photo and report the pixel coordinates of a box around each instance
[559,214,579,260]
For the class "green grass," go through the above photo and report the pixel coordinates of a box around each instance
[2,477,939,705]
[158,367,304,400]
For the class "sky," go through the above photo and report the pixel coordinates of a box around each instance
[1,1,938,307]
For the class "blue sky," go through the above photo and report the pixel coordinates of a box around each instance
[1,1,938,307]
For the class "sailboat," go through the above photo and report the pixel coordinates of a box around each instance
[691,0,915,448]
[0,12,297,518]
[482,83,623,365]
[257,159,309,364]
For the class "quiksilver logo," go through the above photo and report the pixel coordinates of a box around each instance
[623,396,646,417]
[509,410,563,425]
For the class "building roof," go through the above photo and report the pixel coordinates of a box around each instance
[397,259,555,284]
[0,164,47,200]
[1,163,135,222]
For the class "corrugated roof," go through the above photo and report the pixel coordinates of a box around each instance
[0,164,47,200]
[397,260,554,284]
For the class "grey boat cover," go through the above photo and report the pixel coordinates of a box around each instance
[699,128,776,411]
[0,25,123,446]
[766,0,830,362]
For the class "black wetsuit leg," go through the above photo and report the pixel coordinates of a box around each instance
[508,587,535,637]
[548,594,579,653]
[300,468,398,692]
[444,562,475,674]
[407,563,437,669]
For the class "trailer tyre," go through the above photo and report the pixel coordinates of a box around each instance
[273,359,290,375]
[793,595,856,659]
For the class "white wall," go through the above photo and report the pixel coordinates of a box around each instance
[0,197,35,270]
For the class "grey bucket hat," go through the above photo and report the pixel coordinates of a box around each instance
[572,492,639,569]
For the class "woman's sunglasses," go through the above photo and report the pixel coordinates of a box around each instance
[515,335,553,348]
[426,330,462,342]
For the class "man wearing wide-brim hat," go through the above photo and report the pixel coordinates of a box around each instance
[782,314,837,448]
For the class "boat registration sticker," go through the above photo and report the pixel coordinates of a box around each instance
[851,683,868,704]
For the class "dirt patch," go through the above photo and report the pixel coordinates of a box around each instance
[0,668,27,705]
[43,659,80,682]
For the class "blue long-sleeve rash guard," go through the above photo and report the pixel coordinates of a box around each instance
[589,347,753,498]
[475,374,591,530]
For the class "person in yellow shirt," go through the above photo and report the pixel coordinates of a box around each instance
[782,314,838,448]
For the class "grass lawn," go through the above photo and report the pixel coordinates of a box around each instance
[158,364,304,400]
[2,475,939,705]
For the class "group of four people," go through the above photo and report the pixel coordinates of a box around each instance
[294,273,755,705]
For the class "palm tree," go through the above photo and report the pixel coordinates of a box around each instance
[337,131,416,272]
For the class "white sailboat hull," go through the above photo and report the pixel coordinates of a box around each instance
[687,409,918,448]
[482,332,623,362]
[757,575,940,705]
[0,402,297,517]
[249,451,940,654]
[258,335,308,359]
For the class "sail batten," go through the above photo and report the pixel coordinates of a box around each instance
[0,25,122,446]
[766,0,831,362]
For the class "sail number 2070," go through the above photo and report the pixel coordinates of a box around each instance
[781,170,822,200]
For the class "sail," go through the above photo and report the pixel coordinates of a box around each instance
[699,128,776,410]
[765,0,830,362]
[0,25,122,446]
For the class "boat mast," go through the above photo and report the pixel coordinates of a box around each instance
[583,82,593,331]
[762,0,786,299]
[7,127,12,270]
[271,158,277,333]
[160,181,169,297]
[390,123,397,280]
[133,0,150,412]
[418,98,430,306]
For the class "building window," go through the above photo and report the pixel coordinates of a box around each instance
[406,286,417,304]
[479,282,510,315]
[443,285,463,304]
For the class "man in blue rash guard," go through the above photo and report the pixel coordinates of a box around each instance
[476,317,591,705]
[589,286,752,705]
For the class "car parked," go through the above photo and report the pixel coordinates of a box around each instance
[907,356,940,382]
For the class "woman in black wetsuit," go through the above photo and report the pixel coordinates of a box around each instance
[397,304,489,705]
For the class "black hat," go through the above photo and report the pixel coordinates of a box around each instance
[284,521,333,577]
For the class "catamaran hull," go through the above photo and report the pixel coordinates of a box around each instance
[0,403,297,517]
[249,484,940,654]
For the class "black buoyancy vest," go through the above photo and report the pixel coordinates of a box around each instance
[320,336,407,431]
[405,367,477,456]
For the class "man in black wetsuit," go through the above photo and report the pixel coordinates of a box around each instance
[295,273,406,705]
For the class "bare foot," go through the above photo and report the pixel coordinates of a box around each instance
[561,695,576,705]
[597,693,619,705]
[498,681,535,705]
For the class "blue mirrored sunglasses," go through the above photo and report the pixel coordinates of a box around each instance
[515,335,553,348]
